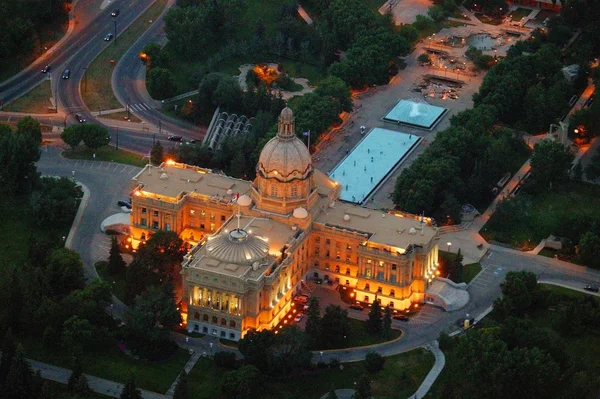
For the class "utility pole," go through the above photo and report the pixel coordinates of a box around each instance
[113,20,117,44]
[82,67,88,93]
[158,120,162,135]
[127,98,130,119]
[116,127,119,150]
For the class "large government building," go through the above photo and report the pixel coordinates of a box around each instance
[129,107,440,341]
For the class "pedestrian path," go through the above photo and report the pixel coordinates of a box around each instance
[28,358,167,399]
[409,341,445,399]
[165,351,202,396]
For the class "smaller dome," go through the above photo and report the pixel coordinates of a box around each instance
[206,229,269,264]
[343,214,350,222]
[159,173,168,180]
[409,227,417,235]
[280,107,294,124]
[227,189,233,195]
[238,194,252,207]
[293,207,308,219]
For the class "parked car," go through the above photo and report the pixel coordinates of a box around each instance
[168,135,183,142]
[294,295,309,304]
[584,285,599,293]
[104,33,114,41]
[75,113,86,123]
[315,278,323,284]
[118,200,132,209]
[294,313,304,323]
[349,304,364,311]
[111,9,120,17]
[61,69,70,79]
[393,315,409,322]
[41,65,51,73]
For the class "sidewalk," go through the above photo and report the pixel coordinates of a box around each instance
[410,341,445,399]
[28,358,168,399]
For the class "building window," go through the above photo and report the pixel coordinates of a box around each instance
[212,316,218,324]
[142,207,147,214]
[389,301,395,308]
[229,333,235,339]
[152,221,159,229]
[367,259,372,264]
[377,271,384,280]
[390,275,397,284]
[141,233,146,240]
[364,296,369,302]
[379,261,384,267]
[203,326,208,333]
[325,263,330,271]
[325,239,331,245]
[190,209,195,215]
[201,210,205,217]
[315,261,319,268]
[346,280,350,285]
[221,215,226,222]
[346,256,351,262]
[335,265,340,273]
[392,264,397,271]
[365,269,372,278]
[336,251,341,260]
[210,223,215,232]
[390,289,395,297]
[200,223,205,230]
[230,320,236,328]
[365,284,370,291]
[345,268,350,275]
[315,237,320,243]
[194,312,200,320]
[271,185,278,196]
[221,318,227,326]
[141,218,147,227]
[377,286,382,293]
[346,244,352,250]
[153,210,159,217]
[165,223,171,231]
[315,248,319,255]
[221,331,226,337]
[291,185,298,197]
[210,212,215,221]
[203,314,209,321]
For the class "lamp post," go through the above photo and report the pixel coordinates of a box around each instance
[113,20,117,44]
[447,242,452,252]
[209,342,213,356]
[82,67,88,93]
[110,303,113,318]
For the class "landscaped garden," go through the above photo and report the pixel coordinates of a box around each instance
[3,80,54,113]
[63,145,147,167]
[187,348,434,399]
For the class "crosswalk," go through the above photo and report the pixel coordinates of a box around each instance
[128,103,153,112]
[404,306,443,325]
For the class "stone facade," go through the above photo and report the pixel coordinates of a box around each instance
[130,108,440,341]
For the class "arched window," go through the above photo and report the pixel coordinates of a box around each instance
[389,301,395,308]
[194,312,200,320]
[221,318,227,326]
[335,265,340,273]
[345,268,350,275]
[366,268,372,278]
[140,233,146,241]
[271,185,278,197]
[390,289,395,297]
[364,296,370,303]
[230,320,236,328]
[365,284,370,291]
[291,184,298,197]
[212,316,218,324]
[203,314,209,321]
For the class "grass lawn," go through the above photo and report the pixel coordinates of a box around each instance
[96,261,127,303]
[482,181,600,248]
[332,318,402,349]
[63,146,147,167]
[474,13,503,25]
[4,79,54,113]
[82,0,168,111]
[362,0,386,12]
[538,247,558,259]
[98,111,142,123]
[463,262,482,283]
[45,380,110,398]
[219,338,239,348]
[188,349,433,399]
[539,283,589,299]
[21,336,189,393]
[508,7,532,22]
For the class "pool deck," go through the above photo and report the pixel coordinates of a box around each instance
[329,128,422,204]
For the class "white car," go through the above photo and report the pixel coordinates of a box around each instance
[294,313,304,323]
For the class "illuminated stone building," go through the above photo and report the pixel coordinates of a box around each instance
[130,107,440,341]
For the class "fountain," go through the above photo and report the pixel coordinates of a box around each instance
[383,97,447,130]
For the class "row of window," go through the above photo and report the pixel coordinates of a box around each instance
[140,219,171,231]
[314,237,353,250]
[191,324,236,340]
[192,312,237,328]
[362,296,397,308]
[364,284,396,297]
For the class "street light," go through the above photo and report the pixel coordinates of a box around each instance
[110,304,114,318]
[209,342,213,356]
[113,20,117,45]
[447,242,452,252]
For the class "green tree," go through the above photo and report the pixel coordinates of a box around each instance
[365,299,382,334]
[529,140,574,190]
[382,305,392,338]
[304,297,322,349]
[45,248,85,299]
[577,231,600,268]
[120,373,143,399]
[141,42,163,69]
[0,329,16,384]
[81,124,110,151]
[16,116,42,143]
[364,351,385,373]
[417,53,431,64]
[67,356,91,396]
[221,365,260,399]
[147,67,176,99]
[321,305,350,349]
[62,315,95,354]
[150,141,164,166]
[173,370,188,399]
[572,161,583,181]
[61,125,83,150]
[29,176,83,229]
[0,127,40,194]
[108,236,126,275]
[327,391,338,399]
[354,374,372,399]
[314,76,353,113]
[428,4,447,21]
[4,346,34,399]
[584,148,600,180]
[494,271,540,319]
[238,329,275,373]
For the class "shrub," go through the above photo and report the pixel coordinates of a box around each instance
[214,351,238,369]
[364,351,385,373]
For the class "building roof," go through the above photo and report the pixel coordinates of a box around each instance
[314,199,438,250]
[133,163,251,200]
[185,215,298,280]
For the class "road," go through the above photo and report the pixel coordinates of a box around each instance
[111,0,205,142]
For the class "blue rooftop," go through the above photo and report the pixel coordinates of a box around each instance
[383,99,447,129]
